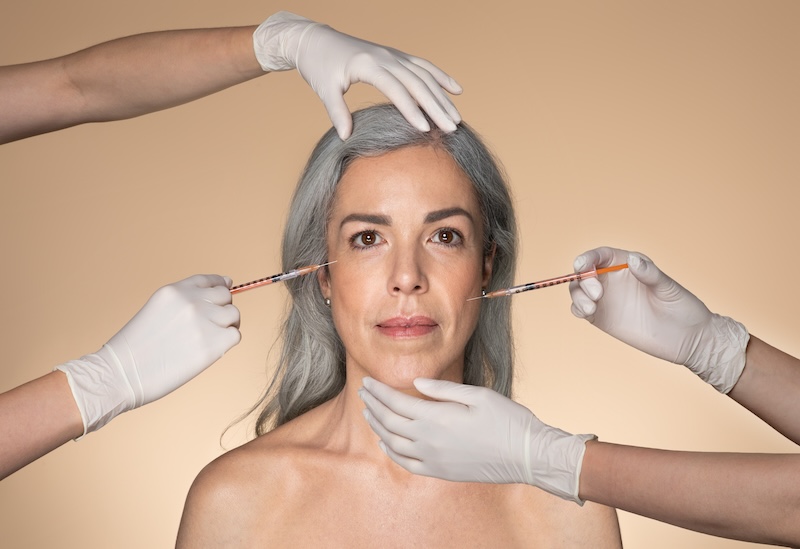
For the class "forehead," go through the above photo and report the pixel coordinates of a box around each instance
[331,146,480,218]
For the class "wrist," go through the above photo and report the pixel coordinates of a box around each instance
[54,345,135,437]
[527,420,597,505]
[253,11,315,72]
[690,314,750,393]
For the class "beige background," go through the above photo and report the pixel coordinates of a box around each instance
[1,0,798,547]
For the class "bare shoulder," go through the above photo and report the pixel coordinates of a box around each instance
[175,424,307,548]
[503,484,622,547]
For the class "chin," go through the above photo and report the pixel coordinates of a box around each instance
[373,358,460,390]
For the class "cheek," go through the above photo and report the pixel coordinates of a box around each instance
[328,268,376,335]
[434,256,485,300]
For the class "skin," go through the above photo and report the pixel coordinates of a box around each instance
[176,146,622,547]
[0,27,263,145]
[0,371,83,479]
[319,145,491,393]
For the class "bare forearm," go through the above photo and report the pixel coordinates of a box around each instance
[728,335,800,444]
[0,371,83,479]
[0,26,263,144]
[580,441,800,546]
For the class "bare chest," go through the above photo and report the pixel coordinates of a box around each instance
[253,476,569,548]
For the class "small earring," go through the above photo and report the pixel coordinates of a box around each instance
[324,298,331,307]
[482,289,487,297]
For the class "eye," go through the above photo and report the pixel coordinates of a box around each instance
[431,228,463,247]
[350,230,383,249]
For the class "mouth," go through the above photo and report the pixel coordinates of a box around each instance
[376,316,439,338]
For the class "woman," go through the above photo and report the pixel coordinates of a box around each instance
[176,105,621,547]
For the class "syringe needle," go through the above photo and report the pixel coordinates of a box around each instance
[468,263,628,301]
[230,260,337,295]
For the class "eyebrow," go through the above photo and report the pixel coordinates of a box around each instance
[424,207,474,224]
[339,213,391,229]
[339,208,474,229]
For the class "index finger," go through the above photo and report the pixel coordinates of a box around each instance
[573,246,628,272]
[183,273,230,289]
[361,376,440,419]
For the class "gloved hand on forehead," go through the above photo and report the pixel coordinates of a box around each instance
[569,246,749,394]
[359,376,595,505]
[253,11,462,140]
[56,274,241,437]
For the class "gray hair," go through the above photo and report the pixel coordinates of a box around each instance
[253,104,518,435]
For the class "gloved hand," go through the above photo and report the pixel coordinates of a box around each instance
[359,376,595,505]
[56,274,241,437]
[570,246,749,393]
[253,11,462,139]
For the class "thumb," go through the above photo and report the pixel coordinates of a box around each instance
[413,378,483,405]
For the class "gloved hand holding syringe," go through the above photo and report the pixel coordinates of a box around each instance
[468,262,628,301]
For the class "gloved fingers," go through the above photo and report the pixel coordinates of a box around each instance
[568,280,597,320]
[196,322,242,363]
[355,68,432,132]
[570,301,596,321]
[361,376,443,419]
[573,246,629,272]
[197,284,235,306]
[377,440,430,477]
[625,251,666,287]
[366,62,459,133]
[181,273,231,290]
[392,54,461,125]
[218,325,242,353]
[397,52,463,96]
[573,246,640,302]
[203,302,241,329]
[412,377,488,406]
[361,407,421,459]
[171,274,234,305]
[577,277,604,302]
[315,85,355,139]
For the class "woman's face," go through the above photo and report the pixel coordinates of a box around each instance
[319,145,493,389]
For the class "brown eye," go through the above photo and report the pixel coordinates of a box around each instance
[351,230,382,249]
[432,228,462,246]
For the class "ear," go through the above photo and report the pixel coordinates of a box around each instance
[317,265,331,299]
[482,242,496,289]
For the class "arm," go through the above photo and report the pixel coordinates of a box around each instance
[581,441,800,546]
[728,335,800,443]
[1,11,462,144]
[0,274,240,479]
[360,377,800,546]
[0,27,262,144]
[0,371,83,478]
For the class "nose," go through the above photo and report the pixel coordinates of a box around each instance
[387,242,429,295]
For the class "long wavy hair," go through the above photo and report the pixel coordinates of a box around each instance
[252,104,518,435]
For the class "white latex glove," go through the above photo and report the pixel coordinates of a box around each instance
[56,274,241,437]
[253,11,462,139]
[359,376,596,505]
[570,246,749,393]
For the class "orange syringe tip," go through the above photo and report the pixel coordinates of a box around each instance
[596,263,628,275]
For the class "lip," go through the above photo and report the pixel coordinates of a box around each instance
[376,316,438,338]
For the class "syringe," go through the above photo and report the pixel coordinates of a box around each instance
[468,263,628,301]
[230,261,336,295]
